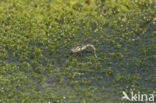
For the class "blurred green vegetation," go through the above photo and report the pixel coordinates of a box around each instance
[0,0,155,103]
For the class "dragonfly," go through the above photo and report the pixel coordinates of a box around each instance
[71,44,97,58]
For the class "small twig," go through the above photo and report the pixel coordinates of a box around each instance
[71,44,97,58]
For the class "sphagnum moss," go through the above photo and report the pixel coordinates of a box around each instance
[0,0,155,103]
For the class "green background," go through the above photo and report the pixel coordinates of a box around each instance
[0,0,155,103]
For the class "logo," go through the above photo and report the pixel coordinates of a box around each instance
[122,90,155,102]
[122,91,130,101]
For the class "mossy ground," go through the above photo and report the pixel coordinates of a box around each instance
[0,0,156,103]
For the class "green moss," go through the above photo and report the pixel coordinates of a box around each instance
[0,0,155,103]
